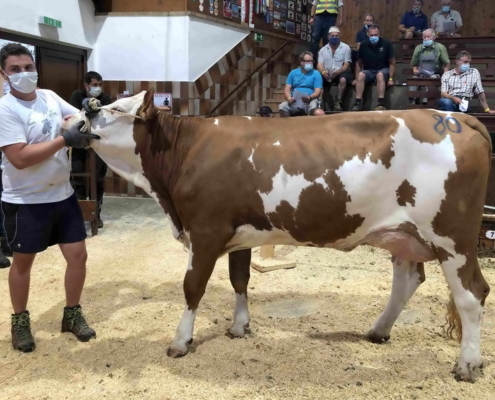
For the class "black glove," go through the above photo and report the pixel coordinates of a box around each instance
[62,121,100,149]
[82,98,102,119]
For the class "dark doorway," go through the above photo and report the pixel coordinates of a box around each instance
[0,31,87,102]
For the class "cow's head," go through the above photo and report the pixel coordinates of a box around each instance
[62,89,159,192]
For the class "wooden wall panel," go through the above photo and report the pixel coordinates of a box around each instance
[340,0,495,47]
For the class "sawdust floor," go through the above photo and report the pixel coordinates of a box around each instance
[1,197,495,400]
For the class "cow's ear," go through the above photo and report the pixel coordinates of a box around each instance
[140,88,157,119]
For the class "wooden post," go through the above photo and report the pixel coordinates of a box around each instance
[251,245,296,273]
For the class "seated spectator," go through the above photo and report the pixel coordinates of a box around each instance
[399,0,428,39]
[317,26,352,111]
[256,106,274,118]
[430,0,462,39]
[356,14,375,50]
[439,51,495,114]
[279,51,325,117]
[409,29,450,105]
[351,25,395,111]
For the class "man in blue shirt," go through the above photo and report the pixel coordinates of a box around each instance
[278,51,326,117]
[356,14,375,49]
[399,0,428,39]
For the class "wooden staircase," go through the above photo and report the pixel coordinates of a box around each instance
[264,89,285,117]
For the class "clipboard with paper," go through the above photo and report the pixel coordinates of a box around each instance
[292,89,308,110]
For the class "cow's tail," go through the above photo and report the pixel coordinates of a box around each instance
[463,114,493,166]
[444,292,462,342]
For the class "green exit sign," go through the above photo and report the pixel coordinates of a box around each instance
[39,16,62,28]
[254,33,264,42]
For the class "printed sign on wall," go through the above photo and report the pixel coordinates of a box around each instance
[154,93,172,107]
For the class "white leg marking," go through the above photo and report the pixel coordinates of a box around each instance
[186,243,194,271]
[169,307,197,355]
[229,293,250,337]
[370,259,423,340]
[441,256,484,380]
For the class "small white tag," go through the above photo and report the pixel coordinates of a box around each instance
[485,230,495,239]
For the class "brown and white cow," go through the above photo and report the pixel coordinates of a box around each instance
[63,89,491,382]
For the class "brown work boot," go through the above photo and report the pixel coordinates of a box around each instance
[374,105,386,111]
[61,305,96,342]
[334,99,343,112]
[11,310,36,352]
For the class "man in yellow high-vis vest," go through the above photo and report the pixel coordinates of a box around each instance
[309,0,344,63]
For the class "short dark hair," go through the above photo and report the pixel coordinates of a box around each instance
[368,24,381,33]
[364,13,375,20]
[415,0,424,5]
[299,51,313,62]
[456,51,471,61]
[84,71,103,84]
[0,43,34,70]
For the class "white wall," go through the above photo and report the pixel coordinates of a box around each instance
[188,16,248,81]
[92,16,190,81]
[93,15,249,82]
[0,0,96,49]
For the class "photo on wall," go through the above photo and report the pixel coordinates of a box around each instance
[286,20,295,34]
[288,10,294,19]
[288,1,294,10]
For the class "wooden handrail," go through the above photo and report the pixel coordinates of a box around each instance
[209,41,291,117]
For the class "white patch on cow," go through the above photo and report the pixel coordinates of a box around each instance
[273,141,281,146]
[169,307,197,355]
[224,224,310,253]
[214,118,219,125]
[334,117,457,250]
[229,293,250,337]
[186,243,194,271]
[259,166,329,214]
[243,116,252,120]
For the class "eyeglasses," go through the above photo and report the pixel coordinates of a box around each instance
[302,59,314,63]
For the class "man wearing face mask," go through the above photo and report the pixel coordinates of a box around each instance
[278,51,325,117]
[352,25,395,111]
[438,51,495,114]
[399,0,428,40]
[317,27,352,112]
[69,72,111,229]
[409,29,450,105]
[430,0,462,39]
[0,43,100,353]
[356,14,375,50]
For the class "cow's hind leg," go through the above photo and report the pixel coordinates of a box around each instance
[167,236,227,358]
[227,249,252,338]
[368,258,425,343]
[440,253,490,382]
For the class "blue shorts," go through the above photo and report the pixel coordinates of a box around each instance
[1,193,86,254]
[362,68,390,84]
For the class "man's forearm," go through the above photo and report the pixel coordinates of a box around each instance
[478,92,490,111]
[3,137,66,170]
[284,87,292,100]
[389,64,395,80]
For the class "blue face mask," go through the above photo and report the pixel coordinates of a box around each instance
[329,37,340,46]
[369,36,379,44]
[303,63,314,72]
[459,64,470,73]
[423,39,433,47]
[442,6,450,12]
[364,24,370,30]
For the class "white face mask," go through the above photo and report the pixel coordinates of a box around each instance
[88,87,102,97]
[7,71,38,94]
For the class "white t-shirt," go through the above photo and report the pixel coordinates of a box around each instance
[0,89,78,204]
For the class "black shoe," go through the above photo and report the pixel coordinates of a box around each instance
[351,103,361,111]
[97,219,104,229]
[61,305,96,342]
[0,249,10,269]
[11,311,36,352]
[0,235,12,257]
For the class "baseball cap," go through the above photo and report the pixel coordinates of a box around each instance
[258,106,273,115]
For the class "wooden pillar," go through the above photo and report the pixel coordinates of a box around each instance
[251,245,296,273]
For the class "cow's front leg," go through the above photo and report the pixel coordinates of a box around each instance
[167,239,223,358]
[227,249,251,338]
[440,254,489,382]
[368,258,425,343]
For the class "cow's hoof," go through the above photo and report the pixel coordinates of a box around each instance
[226,323,251,339]
[367,330,390,344]
[167,339,192,358]
[452,361,483,382]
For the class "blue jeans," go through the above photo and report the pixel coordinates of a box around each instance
[437,98,471,112]
[310,12,337,63]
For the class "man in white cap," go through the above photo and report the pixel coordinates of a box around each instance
[317,26,352,111]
